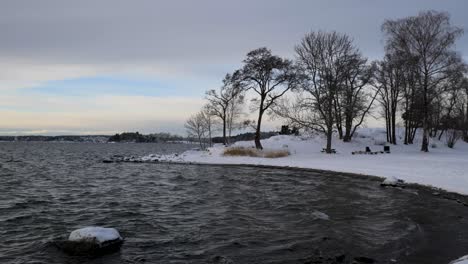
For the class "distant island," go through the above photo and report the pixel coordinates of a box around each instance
[0,135,110,143]
[0,131,281,144]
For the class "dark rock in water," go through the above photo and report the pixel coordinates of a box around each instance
[353,256,375,263]
[56,238,123,256]
[335,254,346,262]
[102,155,126,163]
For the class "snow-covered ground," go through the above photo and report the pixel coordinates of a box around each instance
[142,128,468,195]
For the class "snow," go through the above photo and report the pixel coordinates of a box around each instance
[69,227,122,244]
[140,128,468,195]
[382,176,400,185]
[381,176,405,187]
[450,255,468,264]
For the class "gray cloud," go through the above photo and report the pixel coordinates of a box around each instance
[1,0,468,135]
[1,0,467,66]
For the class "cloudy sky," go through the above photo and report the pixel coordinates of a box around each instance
[1,0,467,135]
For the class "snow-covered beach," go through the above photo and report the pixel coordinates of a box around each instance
[139,128,468,196]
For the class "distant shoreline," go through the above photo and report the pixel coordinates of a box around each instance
[0,139,197,144]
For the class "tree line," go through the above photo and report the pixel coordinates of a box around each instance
[108,132,185,143]
[186,11,468,153]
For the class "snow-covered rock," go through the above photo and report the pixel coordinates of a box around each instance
[381,176,405,187]
[58,226,124,256]
[311,210,330,220]
[69,226,122,244]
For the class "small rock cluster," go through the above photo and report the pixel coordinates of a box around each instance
[102,153,184,163]
[301,250,376,264]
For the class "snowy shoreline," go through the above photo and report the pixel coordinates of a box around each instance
[121,155,468,204]
[131,128,468,196]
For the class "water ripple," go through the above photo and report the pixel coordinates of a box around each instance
[1,142,468,263]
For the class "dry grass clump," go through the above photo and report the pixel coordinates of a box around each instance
[223,147,289,158]
[263,150,290,158]
[223,147,258,157]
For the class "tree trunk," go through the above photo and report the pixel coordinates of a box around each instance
[464,103,468,142]
[198,135,203,150]
[409,126,417,144]
[227,121,232,145]
[255,110,264,150]
[334,100,343,140]
[438,129,445,141]
[222,117,227,146]
[404,120,408,145]
[404,99,409,145]
[343,113,352,142]
[343,130,351,142]
[326,126,333,153]
[385,108,391,143]
[421,75,429,152]
[421,127,429,152]
[325,94,336,154]
[227,108,233,145]
[391,109,397,145]
[337,125,343,140]
[208,122,212,148]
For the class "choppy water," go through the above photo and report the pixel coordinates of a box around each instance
[1,142,468,264]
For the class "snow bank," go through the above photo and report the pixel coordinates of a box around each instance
[450,255,468,264]
[69,227,122,244]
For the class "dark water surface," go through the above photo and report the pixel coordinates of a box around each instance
[1,142,468,264]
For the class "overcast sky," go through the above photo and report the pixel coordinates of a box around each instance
[1,0,467,135]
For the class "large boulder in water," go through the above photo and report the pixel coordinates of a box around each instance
[58,227,123,256]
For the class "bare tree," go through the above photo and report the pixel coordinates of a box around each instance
[202,105,214,148]
[446,129,462,148]
[375,53,407,144]
[436,72,464,139]
[336,54,376,142]
[272,94,327,135]
[238,47,297,149]
[382,10,464,152]
[205,73,243,145]
[185,111,208,150]
[400,57,422,145]
[461,77,468,141]
[294,31,359,153]
[226,93,245,144]
[184,108,214,150]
